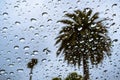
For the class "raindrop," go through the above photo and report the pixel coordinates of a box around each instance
[19,38,25,42]
[2,27,8,31]
[42,12,48,16]
[15,21,21,25]
[17,69,24,72]
[16,57,21,61]
[30,18,37,23]
[23,46,30,50]
[3,12,8,16]
[14,45,19,49]
[0,69,5,74]
[9,72,14,75]
[113,39,118,42]
[33,50,39,55]
[91,24,96,27]
[7,78,11,80]
[112,3,117,7]
[14,5,19,8]
[34,33,39,36]
[25,52,30,55]
[47,19,52,23]
[41,58,47,62]
[8,64,14,67]
[78,27,82,31]
[6,58,11,62]
[29,26,35,30]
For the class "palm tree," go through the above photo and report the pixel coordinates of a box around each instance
[52,77,62,80]
[55,8,111,80]
[27,58,38,80]
[52,72,83,80]
[65,72,83,80]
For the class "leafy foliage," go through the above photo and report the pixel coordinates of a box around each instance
[52,72,83,80]
[55,8,111,67]
[55,8,111,80]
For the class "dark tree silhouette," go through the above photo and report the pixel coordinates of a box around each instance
[27,58,38,80]
[55,8,111,80]
[52,72,83,80]
[65,72,83,80]
[52,77,62,80]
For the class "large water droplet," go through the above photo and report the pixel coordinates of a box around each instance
[3,12,8,16]
[42,12,48,17]
[15,21,21,25]
[14,46,19,49]
[24,46,30,50]
[0,69,5,74]
[30,18,37,23]
[17,69,24,72]
[19,38,25,42]
[33,50,39,55]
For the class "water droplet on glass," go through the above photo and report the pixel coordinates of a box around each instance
[78,27,82,31]
[3,12,8,16]
[33,50,39,55]
[14,46,19,49]
[8,64,14,67]
[16,57,21,61]
[17,69,24,72]
[41,58,47,62]
[42,12,48,17]
[2,27,8,31]
[19,38,25,42]
[29,26,35,30]
[7,78,11,80]
[0,69,5,74]
[6,58,11,62]
[91,24,96,28]
[47,19,52,23]
[30,18,37,23]
[24,46,30,50]
[15,21,21,25]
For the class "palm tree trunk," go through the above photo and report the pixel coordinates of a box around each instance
[29,68,33,80]
[83,54,89,80]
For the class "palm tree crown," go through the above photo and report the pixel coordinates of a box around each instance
[27,58,38,69]
[55,8,111,80]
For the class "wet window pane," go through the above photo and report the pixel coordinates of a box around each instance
[0,0,120,80]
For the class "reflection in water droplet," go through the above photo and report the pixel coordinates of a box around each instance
[6,58,11,62]
[14,46,19,49]
[15,21,21,25]
[8,64,14,67]
[17,69,24,72]
[47,19,52,23]
[3,12,8,16]
[33,50,39,55]
[78,27,82,31]
[25,52,30,55]
[0,69,5,74]
[29,26,35,30]
[7,78,11,80]
[41,58,47,62]
[2,27,8,31]
[16,57,21,61]
[9,72,14,75]
[42,12,48,16]
[30,18,37,23]
[24,46,30,50]
[19,38,25,42]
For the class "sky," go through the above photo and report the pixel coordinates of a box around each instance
[0,0,120,80]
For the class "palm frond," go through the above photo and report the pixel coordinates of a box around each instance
[57,19,75,26]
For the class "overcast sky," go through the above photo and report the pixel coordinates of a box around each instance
[0,0,120,80]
